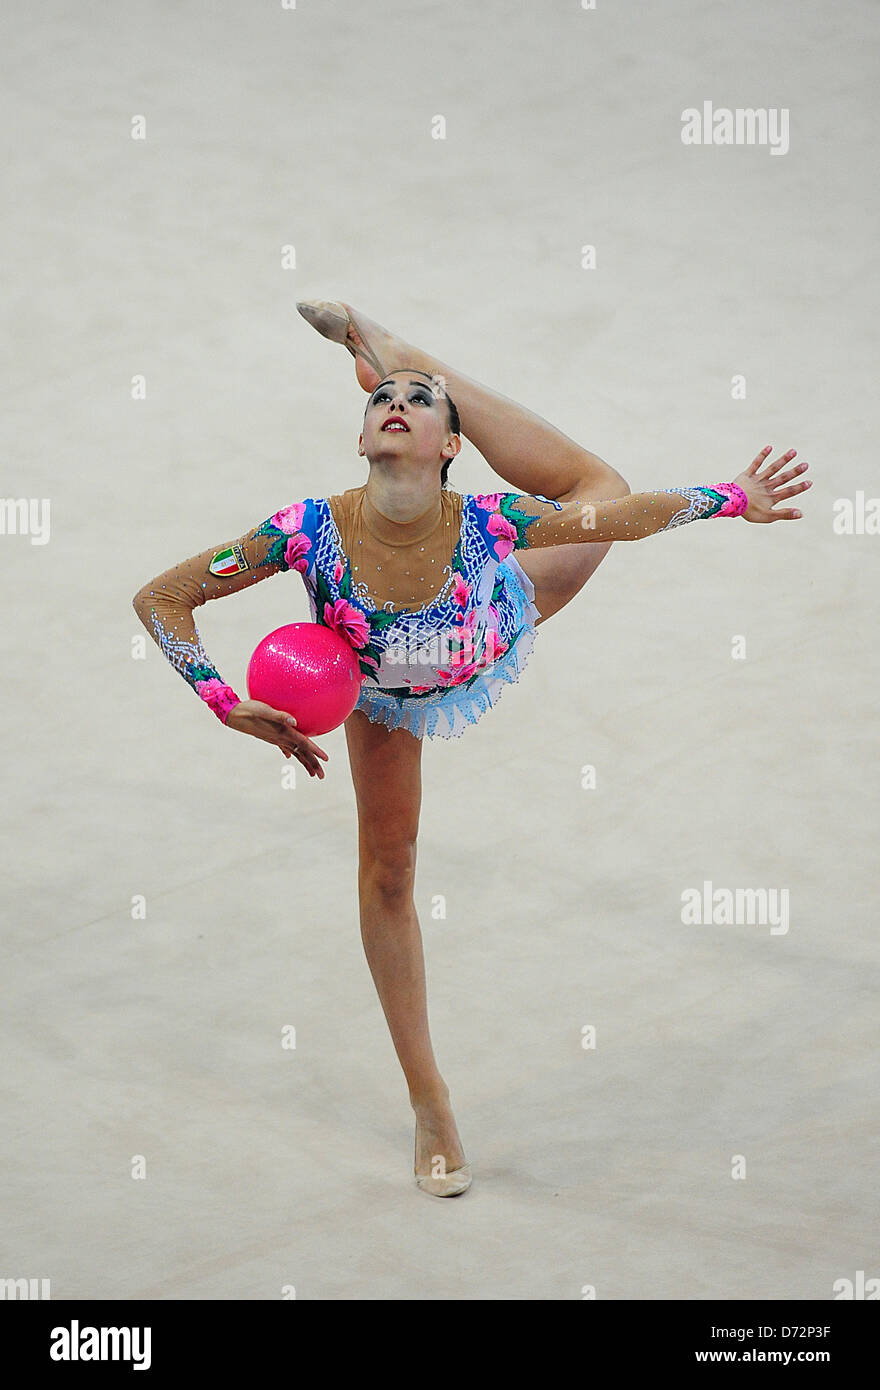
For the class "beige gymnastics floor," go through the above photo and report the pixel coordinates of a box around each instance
[1,0,877,1298]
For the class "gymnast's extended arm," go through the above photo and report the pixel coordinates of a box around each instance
[497,446,810,549]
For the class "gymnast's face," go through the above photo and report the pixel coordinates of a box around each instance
[359,372,460,474]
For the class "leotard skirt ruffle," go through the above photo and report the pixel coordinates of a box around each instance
[352,555,541,739]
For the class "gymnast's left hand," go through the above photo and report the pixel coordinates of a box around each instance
[733,446,811,523]
[226,698,329,777]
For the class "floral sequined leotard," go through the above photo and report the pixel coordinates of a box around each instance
[133,481,748,740]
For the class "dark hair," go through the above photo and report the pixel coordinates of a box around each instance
[440,388,460,487]
[364,369,460,488]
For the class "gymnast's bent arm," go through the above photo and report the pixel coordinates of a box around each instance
[131,507,329,776]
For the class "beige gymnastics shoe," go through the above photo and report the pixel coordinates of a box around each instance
[414,1127,473,1198]
[415,1161,473,1198]
[296,299,388,384]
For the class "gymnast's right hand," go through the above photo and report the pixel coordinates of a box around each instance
[225,699,330,778]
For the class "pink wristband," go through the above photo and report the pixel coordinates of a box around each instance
[195,679,242,724]
[712,483,749,517]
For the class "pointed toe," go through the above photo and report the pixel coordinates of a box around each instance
[414,1162,473,1198]
[295,299,387,378]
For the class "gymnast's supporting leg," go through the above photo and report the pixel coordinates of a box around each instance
[338,304,632,622]
[343,707,467,1185]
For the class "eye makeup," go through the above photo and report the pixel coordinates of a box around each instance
[370,382,434,407]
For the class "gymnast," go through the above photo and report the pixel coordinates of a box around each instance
[133,300,810,1197]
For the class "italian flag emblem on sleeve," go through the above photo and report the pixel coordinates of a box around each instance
[209,544,249,577]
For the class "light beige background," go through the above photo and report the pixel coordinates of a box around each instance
[1,0,877,1300]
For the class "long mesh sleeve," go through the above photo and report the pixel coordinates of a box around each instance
[475,484,747,554]
[132,503,310,724]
